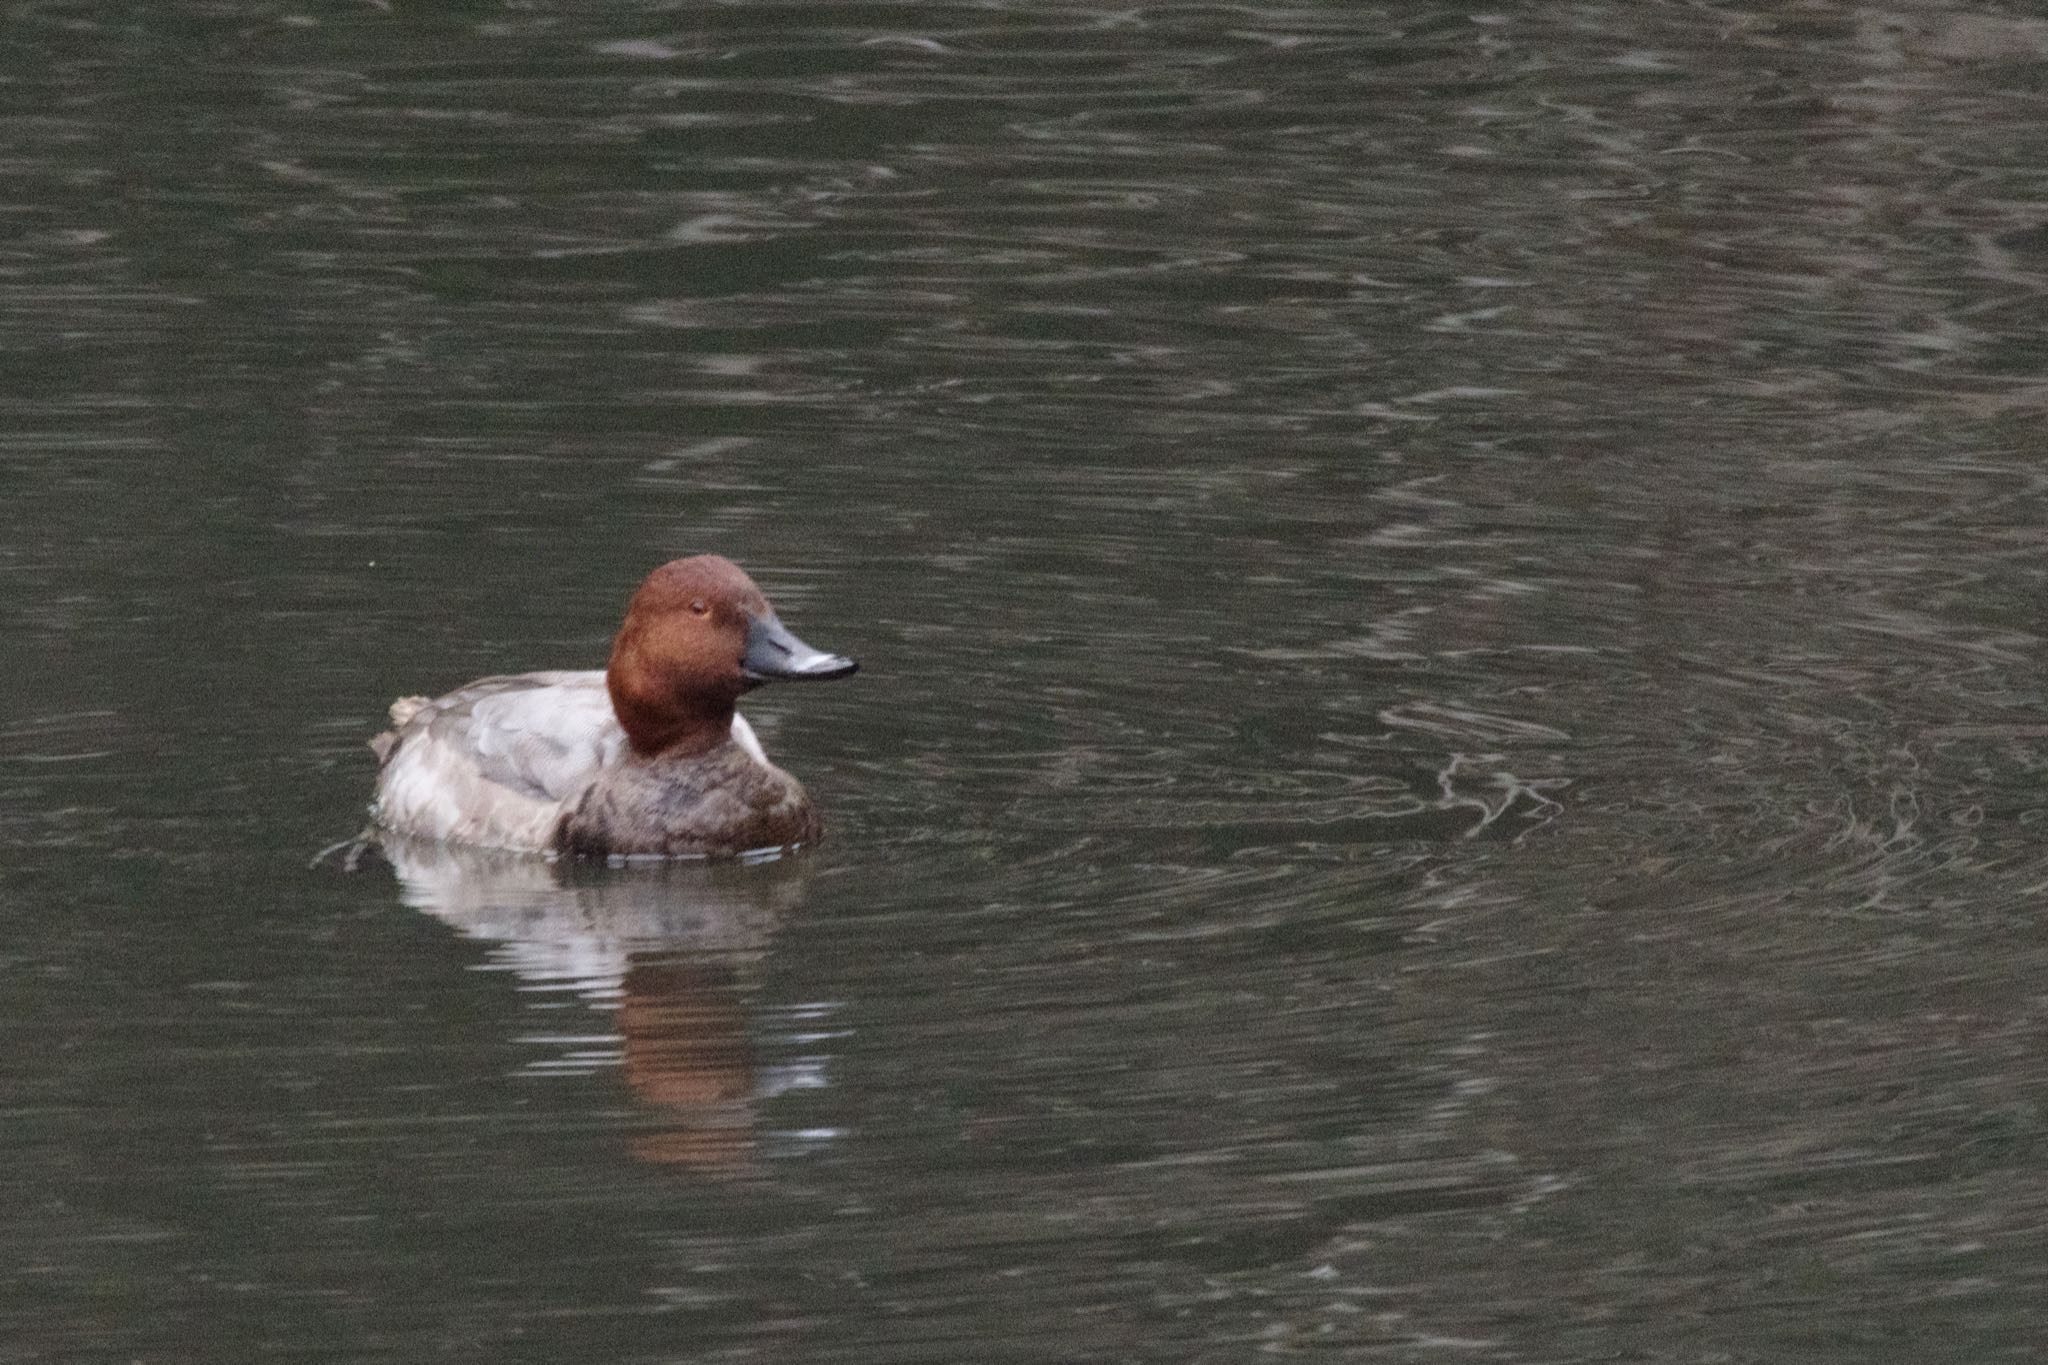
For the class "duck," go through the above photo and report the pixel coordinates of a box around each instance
[368,555,857,857]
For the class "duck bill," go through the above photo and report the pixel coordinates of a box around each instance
[741,612,858,684]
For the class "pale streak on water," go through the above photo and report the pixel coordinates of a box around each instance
[5,2,2048,1360]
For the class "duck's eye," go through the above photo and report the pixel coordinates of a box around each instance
[690,599,709,616]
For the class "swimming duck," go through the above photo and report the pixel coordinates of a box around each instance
[369,555,857,857]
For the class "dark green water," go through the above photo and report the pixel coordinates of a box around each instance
[8,2,2048,1359]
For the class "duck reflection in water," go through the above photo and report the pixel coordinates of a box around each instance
[375,833,816,1174]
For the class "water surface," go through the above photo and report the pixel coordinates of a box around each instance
[7,2,2048,1360]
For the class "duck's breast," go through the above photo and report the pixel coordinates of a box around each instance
[559,738,819,858]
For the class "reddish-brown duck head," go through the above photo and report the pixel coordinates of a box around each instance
[606,555,856,757]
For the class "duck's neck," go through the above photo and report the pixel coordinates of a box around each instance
[608,678,736,759]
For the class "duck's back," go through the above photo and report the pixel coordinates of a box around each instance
[372,670,625,850]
